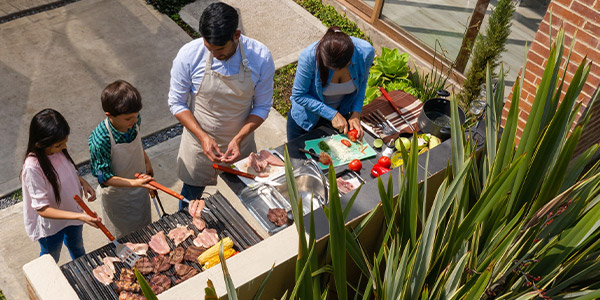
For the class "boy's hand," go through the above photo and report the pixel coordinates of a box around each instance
[221,139,241,163]
[133,174,157,190]
[200,135,224,162]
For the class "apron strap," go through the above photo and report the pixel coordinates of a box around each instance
[103,118,116,146]
[204,39,249,81]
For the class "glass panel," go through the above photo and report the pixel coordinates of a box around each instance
[363,0,375,8]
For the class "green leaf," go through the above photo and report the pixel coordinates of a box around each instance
[252,263,276,300]
[204,279,218,300]
[464,270,491,300]
[219,240,238,300]
[327,164,348,300]
[134,268,158,300]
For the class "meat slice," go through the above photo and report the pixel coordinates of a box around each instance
[248,152,268,173]
[102,256,121,274]
[114,280,141,293]
[174,263,199,281]
[92,264,114,285]
[119,268,136,282]
[151,255,171,273]
[336,177,356,194]
[188,199,205,218]
[133,256,153,275]
[259,150,284,166]
[124,242,148,256]
[119,291,145,300]
[267,208,288,226]
[167,224,195,246]
[192,217,206,231]
[148,231,170,255]
[149,274,171,295]
[193,228,219,248]
[184,245,206,262]
[169,246,185,264]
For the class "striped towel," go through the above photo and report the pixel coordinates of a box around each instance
[361,90,423,142]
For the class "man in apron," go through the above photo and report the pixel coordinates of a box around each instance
[89,80,154,238]
[167,2,275,210]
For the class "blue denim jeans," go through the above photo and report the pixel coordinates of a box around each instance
[38,225,85,262]
[179,183,206,211]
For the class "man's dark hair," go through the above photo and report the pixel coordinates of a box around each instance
[199,2,239,46]
[101,80,142,116]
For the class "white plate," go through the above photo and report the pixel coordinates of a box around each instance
[233,149,285,186]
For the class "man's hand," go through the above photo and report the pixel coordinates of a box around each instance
[331,112,349,134]
[221,139,241,163]
[348,112,364,139]
[199,135,224,162]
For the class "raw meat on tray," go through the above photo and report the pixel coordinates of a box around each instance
[149,231,170,255]
[336,177,357,194]
[168,224,195,246]
[267,208,288,226]
[259,149,284,166]
[248,152,269,174]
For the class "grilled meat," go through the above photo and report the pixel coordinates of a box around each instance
[174,263,199,281]
[149,231,170,255]
[167,224,194,246]
[119,268,136,282]
[184,245,206,262]
[114,280,141,293]
[151,254,171,273]
[267,208,288,226]
[259,150,284,166]
[149,274,171,295]
[118,291,145,300]
[169,246,185,264]
[193,228,219,248]
[133,257,153,275]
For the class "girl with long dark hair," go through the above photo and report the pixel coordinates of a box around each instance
[21,108,99,262]
[287,26,375,140]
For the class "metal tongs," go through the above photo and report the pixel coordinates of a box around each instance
[73,195,140,267]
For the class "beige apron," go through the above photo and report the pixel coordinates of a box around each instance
[97,119,151,238]
[177,42,256,186]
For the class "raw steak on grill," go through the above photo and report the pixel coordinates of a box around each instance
[151,254,171,273]
[193,228,220,248]
[133,257,153,275]
[149,274,171,295]
[174,263,199,281]
[184,245,206,262]
[149,231,170,255]
[259,150,284,166]
[102,256,121,274]
[124,242,148,256]
[167,224,194,246]
[119,268,136,282]
[92,264,115,285]
[169,246,185,264]
[118,291,145,300]
[192,217,206,231]
[114,280,141,293]
[267,208,288,226]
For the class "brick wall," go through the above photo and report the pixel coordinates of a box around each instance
[505,0,600,156]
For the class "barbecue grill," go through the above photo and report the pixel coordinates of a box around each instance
[60,192,262,300]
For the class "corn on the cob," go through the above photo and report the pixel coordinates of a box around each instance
[197,237,234,265]
[202,248,236,270]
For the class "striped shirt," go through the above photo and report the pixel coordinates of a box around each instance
[88,116,142,186]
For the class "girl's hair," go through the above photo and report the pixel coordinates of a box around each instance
[24,109,76,206]
[315,26,354,87]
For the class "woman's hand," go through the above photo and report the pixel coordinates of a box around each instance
[79,177,97,202]
[348,112,364,140]
[80,213,101,228]
[331,113,349,134]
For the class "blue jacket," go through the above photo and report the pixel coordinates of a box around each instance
[289,37,375,131]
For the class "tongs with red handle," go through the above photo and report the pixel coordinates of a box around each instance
[134,173,190,204]
[212,164,281,186]
[379,87,416,131]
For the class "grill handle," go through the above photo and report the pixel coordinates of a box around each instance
[212,163,256,179]
[74,195,115,241]
[134,173,184,201]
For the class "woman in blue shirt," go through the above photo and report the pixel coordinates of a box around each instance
[287,26,375,141]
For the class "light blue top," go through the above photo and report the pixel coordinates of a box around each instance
[289,36,375,131]
[168,35,276,120]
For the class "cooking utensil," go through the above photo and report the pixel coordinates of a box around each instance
[380,87,416,131]
[149,190,167,217]
[298,148,320,160]
[364,114,396,135]
[133,173,209,213]
[374,109,401,134]
[73,195,140,267]
[417,97,466,140]
[212,164,281,186]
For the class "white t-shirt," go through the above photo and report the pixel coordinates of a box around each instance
[22,152,84,241]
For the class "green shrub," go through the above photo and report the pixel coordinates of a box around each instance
[294,0,370,42]
[272,63,297,117]
[365,47,417,104]
[145,0,195,16]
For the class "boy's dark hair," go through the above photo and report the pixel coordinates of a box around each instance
[101,80,142,116]
[24,108,76,206]
[199,2,239,46]
[316,26,354,87]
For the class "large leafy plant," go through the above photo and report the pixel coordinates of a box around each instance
[366,47,417,104]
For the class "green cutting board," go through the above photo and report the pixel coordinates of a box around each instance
[304,134,377,169]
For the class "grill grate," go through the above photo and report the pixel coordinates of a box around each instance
[60,192,262,300]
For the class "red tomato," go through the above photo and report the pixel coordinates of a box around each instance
[378,156,392,169]
[341,139,351,147]
[348,159,362,172]
[347,129,359,142]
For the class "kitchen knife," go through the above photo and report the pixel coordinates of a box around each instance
[379,87,416,131]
